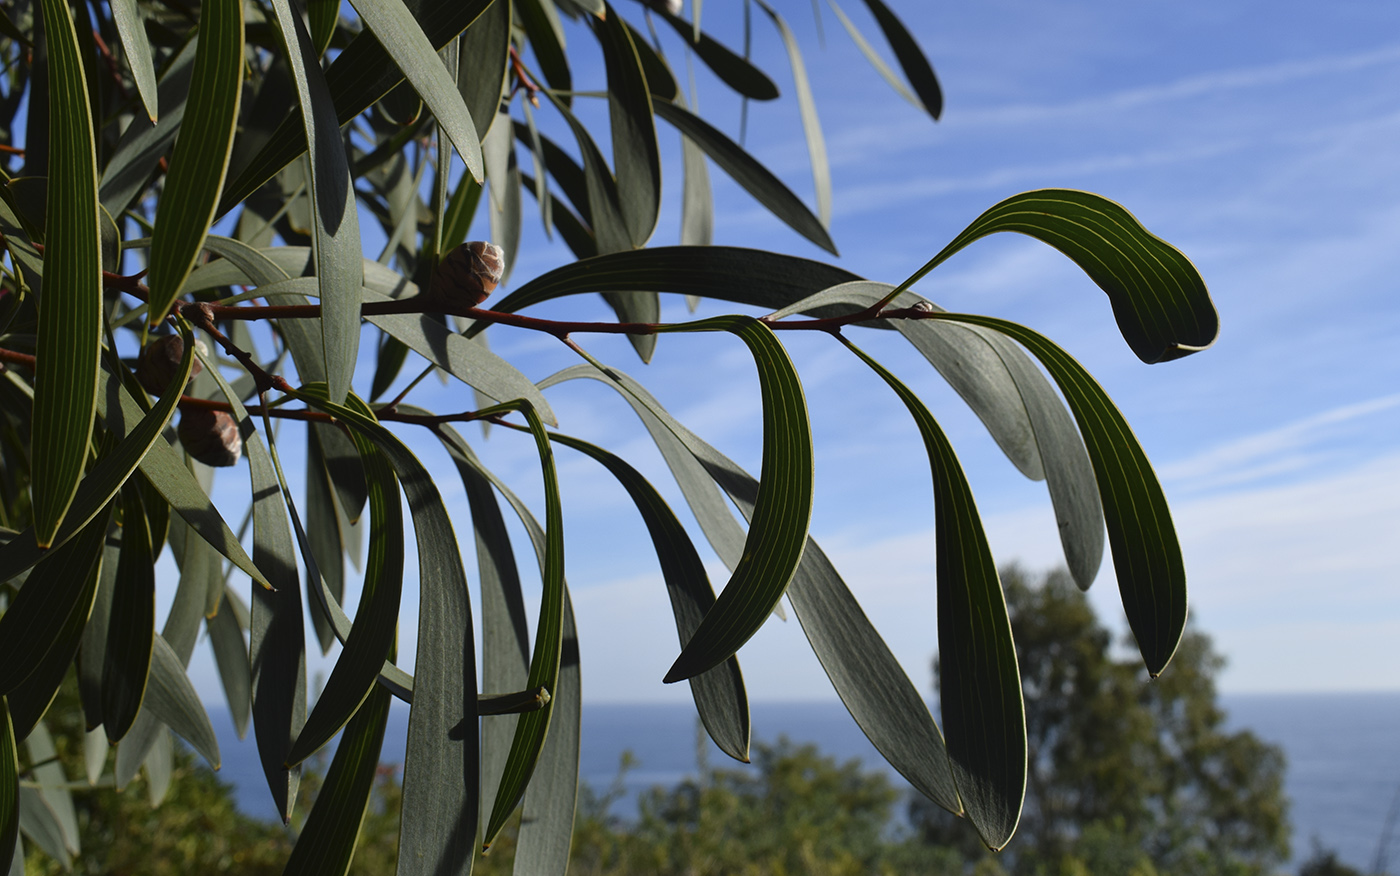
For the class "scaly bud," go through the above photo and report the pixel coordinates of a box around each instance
[177,407,242,467]
[431,241,505,307]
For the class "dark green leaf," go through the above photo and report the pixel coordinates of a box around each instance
[305,428,348,652]
[893,190,1219,363]
[440,173,484,255]
[602,289,660,363]
[479,402,565,848]
[488,246,859,322]
[859,0,942,118]
[518,0,571,98]
[31,0,103,546]
[308,0,339,55]
[930,312,1187,675]
[456,0,511,139]
[597,3,661,248]
[280,686,391,875]
[653,7,779,100]
[542,92,630,254]
[677,90,713,248]
[841,338,1024,850]
[288,395,404,767]
[654,101,835,254]
[649,317,811,683]
[109,0,158,120]
[515,591,581,875]
[619,18,678,102]
[144,0,243,326]
[208,589,252,740]
[102,483,156,742]
[0,699,16,869]
[78,523,121,728]
[0,508,109,697]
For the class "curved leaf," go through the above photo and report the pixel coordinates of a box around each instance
[654,101,835,254]
[488,246,859,322]
[0,508,109,697]
[280,685,391,876]
[109,0,158,120]
[456,0,512,140]
[598,2,661,249]
[654,317,812,683]
[930,312,1186,675]
[548,431,749,761]
[860,0,942,118]
[100,40,197,217]
[288,395,404,767]
[892,190,1219,363]
[826,0,940,118]
[144,0,243,326]
[480,402,565,848]
[518,0,571,99]
[31,0,103,546]
[543,90,631,255]
[208,589,252,740]
[841,338,1023,850]
[0,701,15,869]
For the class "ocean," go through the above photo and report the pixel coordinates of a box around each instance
[207,693,1400,873]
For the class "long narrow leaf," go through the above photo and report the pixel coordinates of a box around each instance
[597,2,661,248]
[99,40,197,217]
[654,8,779,100]
[655,317,812,683]
[108,0,158,120]
[268,0,364,404]
[280,686,392,875]
[481,402,565,848]
[102,483,156,742]
[347,0,482,181]
[753,0,832,227]
[144,0,243,326]
[889,190,1219,363]
[208,589,252,740]
[288,395,405,767]
[31,0,103,546]
[0,705,17,871]
[654,101,834,254]
[841,338,1024,850]
[144,634,221,769]
[859,0,943,118]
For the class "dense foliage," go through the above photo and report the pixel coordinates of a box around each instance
[0,0,1221,871]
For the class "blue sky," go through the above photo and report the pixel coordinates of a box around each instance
[174,0,1400,704]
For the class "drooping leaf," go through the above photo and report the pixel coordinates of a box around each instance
[753,0,832,227]
[926,312,1187,675]
[0,699,16,869]
[841,338,1024,850]
[654,101,835,253]
[108,0,158,120]
[0,508,109,698]
[826,0,940,118]
[99,39,197,217]
[31,0,103,546]
[548,431,749,761]
[208,589,252,740]
[514,592,581,876]
[280,685,392,876]
[597,2,661,249]
[144,0,243,327]
[102,482,156,742]
[518,0,571,98]
[858,0,943,118]
[542,92,629,255]
[653,7,779,100]
[77,522,121,728]
[479,402,565,849]
[676,88,714,249]
[267,0,364,404]
[144,634,221,769]
[288,395,404,767]
[288,389,477,876]
[457,0,512,139]
[22,723,78,856]
[890,190,1219,363]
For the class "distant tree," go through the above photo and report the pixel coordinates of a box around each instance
[912,566,1290,876]
[1296,844,1365,876]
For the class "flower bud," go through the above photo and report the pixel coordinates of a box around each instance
[136,335,204,396]
[431,241,505,307]
[177,407,242,467]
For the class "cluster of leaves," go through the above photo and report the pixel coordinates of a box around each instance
[0,0,1220,872]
